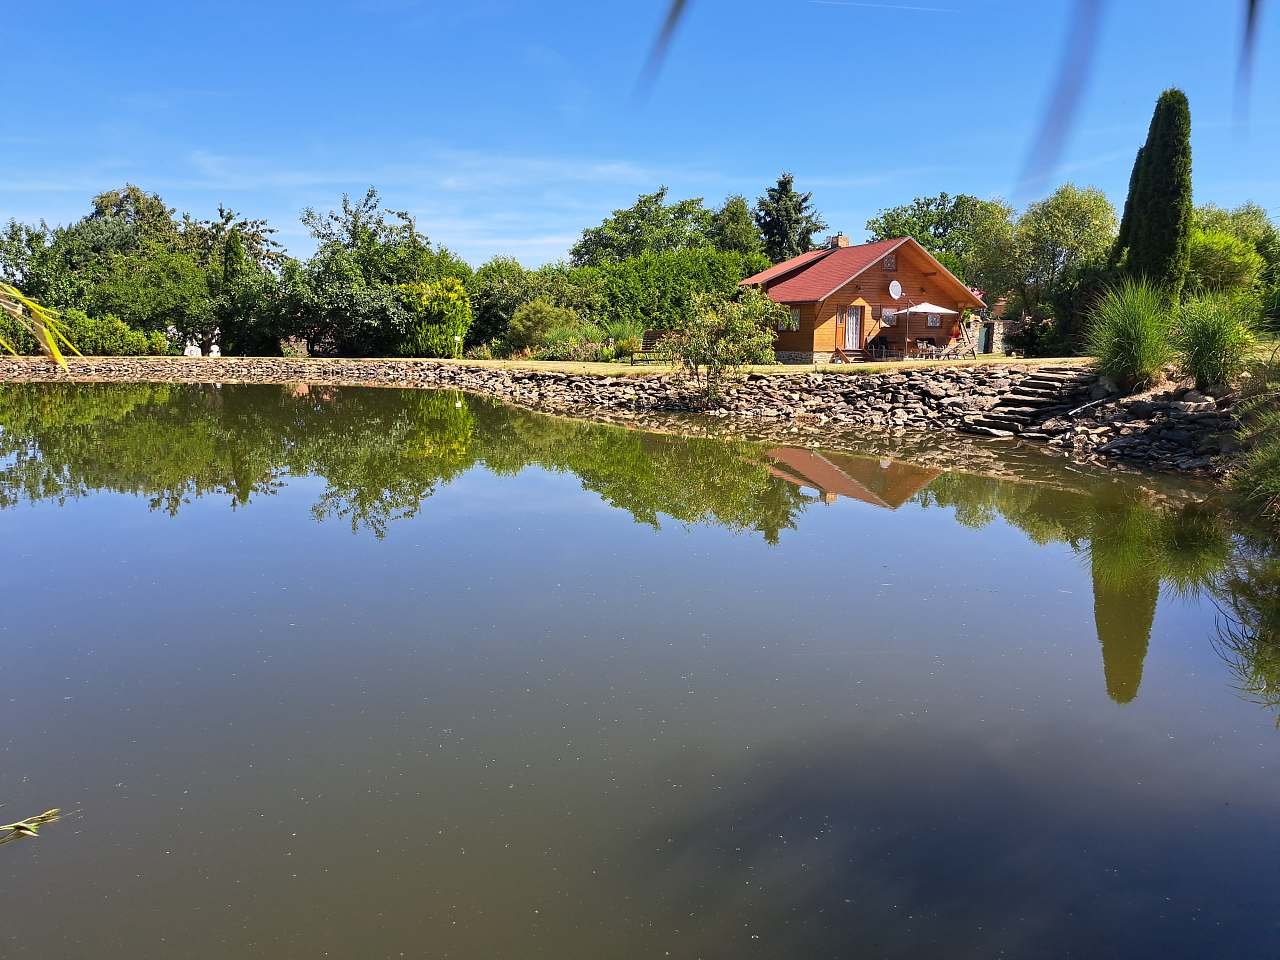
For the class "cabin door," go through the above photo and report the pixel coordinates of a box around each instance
[845,306,863,350]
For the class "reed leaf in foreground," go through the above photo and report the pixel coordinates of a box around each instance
[0,809,61,845]
[0,283,79,368]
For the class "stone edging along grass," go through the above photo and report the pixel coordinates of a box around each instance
[0,354,1235,479]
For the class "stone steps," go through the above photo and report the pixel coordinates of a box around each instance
[959,366,1099,439]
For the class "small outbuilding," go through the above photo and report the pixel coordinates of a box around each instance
[741,235,987,364]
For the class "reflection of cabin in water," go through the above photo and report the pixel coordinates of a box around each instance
[767,448,940,508]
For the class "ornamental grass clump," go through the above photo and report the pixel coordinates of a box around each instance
[1085,280,1173,389]
[1173,292,1258,390]
[1232,347,1280,524]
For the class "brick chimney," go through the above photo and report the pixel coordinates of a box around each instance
[826,233,851,248]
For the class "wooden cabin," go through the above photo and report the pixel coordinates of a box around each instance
[741,235,986,364]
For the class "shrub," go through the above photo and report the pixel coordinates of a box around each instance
[1188,228,1266,293]
[507,298,579,352]
[614,335,641,359]
[593,248,768,333]
[600,317,644,345]
[464,342,495,360]
[666,287,785,400]
[398,277,472,358]
[1232,348,1280,524]
[0,307,163,356]
[1173,292,1258,390]
[530,318,607,361]
[1085,280,1173,389]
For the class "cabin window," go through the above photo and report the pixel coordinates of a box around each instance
[927,313,941,328]
[882,254,897,272]
[881,308,897,327]
[781,306,800,331]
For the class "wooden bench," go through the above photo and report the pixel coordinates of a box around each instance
[630,330,666,365]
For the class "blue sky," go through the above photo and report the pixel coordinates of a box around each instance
[5,0,1278,265]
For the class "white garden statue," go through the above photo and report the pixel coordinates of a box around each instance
[183,342,202,357]
[208,344,221,357]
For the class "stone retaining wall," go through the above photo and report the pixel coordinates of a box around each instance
[0,356,1238,477]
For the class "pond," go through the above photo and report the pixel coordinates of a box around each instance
[2,382,1277,958]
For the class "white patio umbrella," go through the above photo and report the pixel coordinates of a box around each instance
[901,302,959,354]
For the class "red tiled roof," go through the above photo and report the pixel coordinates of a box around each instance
[743,237,985,308]
[740,248,834,287]
[761,238,907,303]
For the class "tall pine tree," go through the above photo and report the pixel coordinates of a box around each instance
[1111,89,1193,300]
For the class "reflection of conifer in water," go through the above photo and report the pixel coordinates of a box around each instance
[1092,557,1159,704]
[1086,499,1229,704]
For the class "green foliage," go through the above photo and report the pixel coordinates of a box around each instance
[1015,183,1118,306]
[570,187,712,267]
[1046,261,1122,352]
[1085,280,1173,388]
[63,309,171,356]
[531,317,608,361]
[754,172,828,263]
[398,277,472,358]
[866,193,1017,297]
[1173,291,1258,389]
[1187,228,1265,292]
[1230,347,1280,523]
[591,248,768,332]
[1112,89,1194,300]
[709,195,763,255]
[281,188,469,356]
[89,247,215,343]
[507,298,579,352]
[469,256,530,346]
[0,302,166,357]
[666,287,785,399]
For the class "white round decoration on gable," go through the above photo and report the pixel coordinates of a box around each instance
[889,280,903,300]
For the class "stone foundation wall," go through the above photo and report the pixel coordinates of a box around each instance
[776,351,833,365]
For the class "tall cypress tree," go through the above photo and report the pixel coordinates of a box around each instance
[1109,146,1144,268]
[1111,89,1193,300]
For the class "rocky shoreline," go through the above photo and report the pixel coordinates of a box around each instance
[0,356,1240,478]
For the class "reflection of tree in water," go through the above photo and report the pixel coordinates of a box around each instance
[4,382,1277,715]
[1211,535,1280,724]
[0,383,808,541]
[919,474,1232,704]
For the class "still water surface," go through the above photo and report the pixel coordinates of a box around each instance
[2,383,1277,958]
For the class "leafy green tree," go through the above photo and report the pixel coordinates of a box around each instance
[591,248,767,333]
[866,192,1016,298]
[1112,88,1194,300]
[283,189,468,355]
[753,173,827,263]
[1193,202,1280,320]
[90,247,214,348]
[469,256,532,346]
[667,287,787,399]
[709,195,762,255]
[570,187,712,266]
[398,277,472,357]
[1187,228,1266,292]
[1014,183,1117,310]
